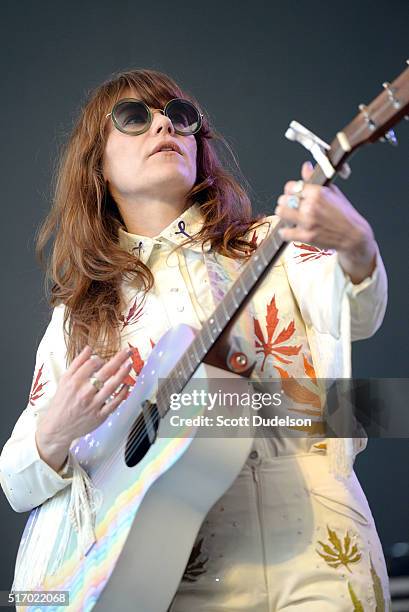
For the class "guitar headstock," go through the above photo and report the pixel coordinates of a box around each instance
[292,59,409,186]
[342,59,409,152]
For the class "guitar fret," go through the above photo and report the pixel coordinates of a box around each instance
[213,311,223,332]
[249,263,259,281]
[190,341,200,364]
[258,246,269,266]
[221,299,230,322]
[239,275,248,295]
[208,316,219,337]
[184,353,195,375]
[202,323,213,347]
[229,291,239,309]
[198,331,208,355]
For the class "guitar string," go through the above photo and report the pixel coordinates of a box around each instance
[90,335,204,486]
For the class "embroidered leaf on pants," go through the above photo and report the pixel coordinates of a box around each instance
[347,582,364,612]
[316,526,361,572]
[370,554,385,612]
[181,537,209,583]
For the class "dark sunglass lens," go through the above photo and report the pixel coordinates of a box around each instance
[167,100,200,134]
[113,101,149,133]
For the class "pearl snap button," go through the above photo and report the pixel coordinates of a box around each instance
[249,450,258,459]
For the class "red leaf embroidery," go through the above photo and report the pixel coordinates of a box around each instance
[253,296,301,371]
[120,294,146,330]
[120,339,157,393]
[250,230,258,247]
[29,363,49,406]
[293,242,334,263]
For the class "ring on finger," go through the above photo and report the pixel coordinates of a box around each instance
[89,375,104,391]
[287,194,301,209]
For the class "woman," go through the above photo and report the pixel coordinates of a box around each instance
[0,68,391,610]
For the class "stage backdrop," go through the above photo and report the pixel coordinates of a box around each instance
[0,0,408,592]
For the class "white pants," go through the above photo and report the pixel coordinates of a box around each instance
[168,445,391,611]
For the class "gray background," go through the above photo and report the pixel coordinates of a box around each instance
[0,0,408,591]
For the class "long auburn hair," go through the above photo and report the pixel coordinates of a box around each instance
[35,68,266,365]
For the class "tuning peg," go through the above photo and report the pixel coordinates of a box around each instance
[358,103,376,130]
[382,82,402,109]
[380,129,398,146]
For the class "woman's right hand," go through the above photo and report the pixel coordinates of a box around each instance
[35,345,133,471]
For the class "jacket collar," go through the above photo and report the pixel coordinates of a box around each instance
[117,202,211,264]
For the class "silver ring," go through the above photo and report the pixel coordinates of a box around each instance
[292,179,304,195]
[287,195,301,209]
[89,375,104,391]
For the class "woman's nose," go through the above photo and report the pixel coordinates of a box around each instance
[151,109,175,134]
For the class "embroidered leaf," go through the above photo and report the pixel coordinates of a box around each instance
[122,339,156,389]
[253,317,266,347]
[275,365,321,410]
[129,345,145,375]
[347,582,364,612]
[344,531,351,556]
[316,527,362,573]
[250,230,258,248]
[293,242,334,263]
[303,353,317,383]
[273,320,296,346]
[253,296,301,371]
[29,363,49,406]
[120,294,145,329]
[328,525,343,554]
[182,537,209,583]
[370,554,386,612]
[265,296,279,342]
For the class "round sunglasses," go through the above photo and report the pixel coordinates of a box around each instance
[106,98,203,136]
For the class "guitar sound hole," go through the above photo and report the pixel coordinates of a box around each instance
[124,403,160,467]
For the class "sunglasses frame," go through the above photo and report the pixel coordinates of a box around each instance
[105,97,204,136]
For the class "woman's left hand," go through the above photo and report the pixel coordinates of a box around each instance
[274,161,378,284]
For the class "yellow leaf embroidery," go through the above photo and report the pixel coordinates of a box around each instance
[347,582,364,611]
[316,526,362,572]
[370,554,386,612]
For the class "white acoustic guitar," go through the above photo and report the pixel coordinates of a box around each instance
[12,61,409,611]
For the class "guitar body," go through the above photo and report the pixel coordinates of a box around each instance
[16,323,255,611]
